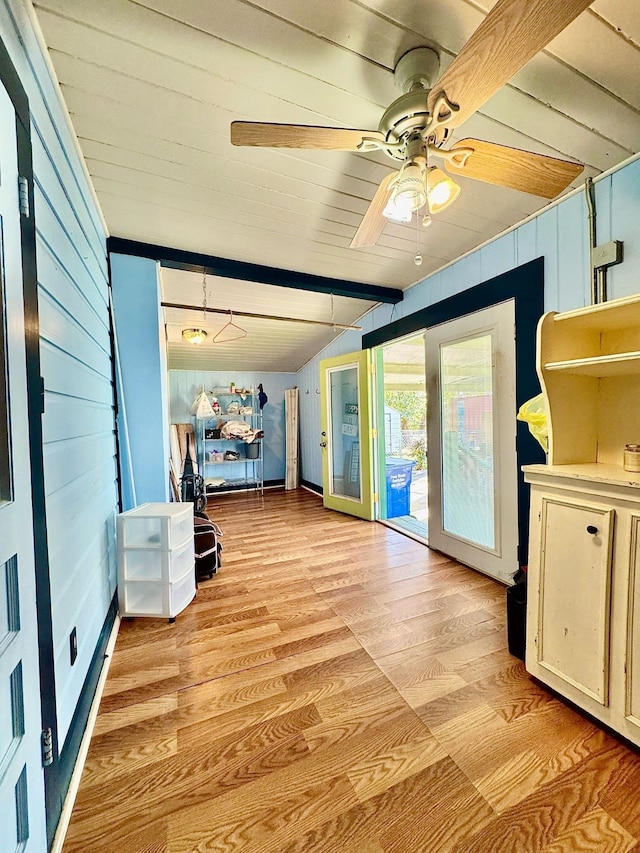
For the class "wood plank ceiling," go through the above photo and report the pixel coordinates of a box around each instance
[32,0,640,371]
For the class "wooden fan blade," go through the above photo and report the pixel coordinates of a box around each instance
[444,138,583,199]
[231,122,383,151]
[427,0,593,129]
[350,172,399,249]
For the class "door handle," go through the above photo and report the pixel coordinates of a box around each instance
[320,441,327,448]
[586,525,598,535]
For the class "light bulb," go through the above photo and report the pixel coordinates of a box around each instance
[429,180,452,207]
[383,193,413,223]
[426,168,461,214]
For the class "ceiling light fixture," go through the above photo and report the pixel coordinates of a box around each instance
[182,270,209,344]
[382,158,460,228]
[426,167,461,214]
[182,328,207,345]
[383,160,426,222]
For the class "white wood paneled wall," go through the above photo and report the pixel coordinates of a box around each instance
[297,160,640,489]
[1,0,117,746]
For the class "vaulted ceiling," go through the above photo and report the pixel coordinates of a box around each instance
[33,0,640,370]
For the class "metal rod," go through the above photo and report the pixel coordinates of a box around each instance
[596,267,607,304]
[161,301,362,331]
[585,177,598,304]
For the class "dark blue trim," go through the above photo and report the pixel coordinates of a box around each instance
[47,596,117,831]
[363,257,546,567]
[107,237,403,305]
[301,479,323,495]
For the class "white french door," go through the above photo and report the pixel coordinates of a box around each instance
[0,80,47,849]
[426,301,518,583]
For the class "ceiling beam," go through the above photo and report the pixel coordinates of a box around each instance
[108,237,403,304]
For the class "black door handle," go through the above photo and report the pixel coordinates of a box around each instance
[586,525,598,535]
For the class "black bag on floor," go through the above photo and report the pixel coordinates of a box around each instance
[194,512,223,580]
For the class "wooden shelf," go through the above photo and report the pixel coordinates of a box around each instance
[544,351,640,377]
[551,293,640,332]
[538,294,640,466]
[523,462,640,488]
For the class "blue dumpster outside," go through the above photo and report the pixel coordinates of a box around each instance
[385,457,416,518]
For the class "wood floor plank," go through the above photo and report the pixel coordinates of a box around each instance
[62,489,640,853]
[539,808,636,852]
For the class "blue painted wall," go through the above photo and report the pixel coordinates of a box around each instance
[1,0,118,754]
[111,253,170,507]
[297,161,640,488]
[169,370,296,482]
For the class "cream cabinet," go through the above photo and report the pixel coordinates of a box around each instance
[524,293,640,748]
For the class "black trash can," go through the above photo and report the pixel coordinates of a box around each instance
[506,581,527,661]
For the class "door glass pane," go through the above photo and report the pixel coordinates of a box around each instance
[379,335,427,540]
[440,334,495,549]
[329,365,361,500]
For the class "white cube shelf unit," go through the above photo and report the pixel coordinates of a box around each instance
[117,502,195,619]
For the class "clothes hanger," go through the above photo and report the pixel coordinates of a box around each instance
[212,310,248,344]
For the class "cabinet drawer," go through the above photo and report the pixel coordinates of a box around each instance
[537,497,614,705]
[167,567,196,618]
[117,502,193,550]
[119,534,194,583]
[119,564,196,618]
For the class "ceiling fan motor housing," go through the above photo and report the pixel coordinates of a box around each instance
[394,47,440,94]
[379,47,446,160]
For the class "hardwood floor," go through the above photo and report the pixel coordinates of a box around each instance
[63,488,640,853]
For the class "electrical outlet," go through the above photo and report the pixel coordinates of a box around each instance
[69,627,77,665]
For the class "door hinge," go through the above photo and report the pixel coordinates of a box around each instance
[371,428,377,440]
[373,493,379,503]
[18,176,30,217]
[41,727,54,767]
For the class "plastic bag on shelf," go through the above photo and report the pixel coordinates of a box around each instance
[517,393,548,453]
[189,389,214,418]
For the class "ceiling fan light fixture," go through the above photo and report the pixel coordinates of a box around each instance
[182,328,208,345]
[426,168,460,214]
[382,161,427,222]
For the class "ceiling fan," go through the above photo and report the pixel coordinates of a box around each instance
[231,0,589,249]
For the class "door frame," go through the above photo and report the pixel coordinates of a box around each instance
[0,31,58,843]
[363,258,546,568]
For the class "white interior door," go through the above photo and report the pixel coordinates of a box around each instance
[0,82,47,850]
[426,300,518,583]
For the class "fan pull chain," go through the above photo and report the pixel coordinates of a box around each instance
[331,293,337,331]
[414,210,423,267]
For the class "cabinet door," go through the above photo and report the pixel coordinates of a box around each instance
[537,497,614,705]
[626,515,640,730]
